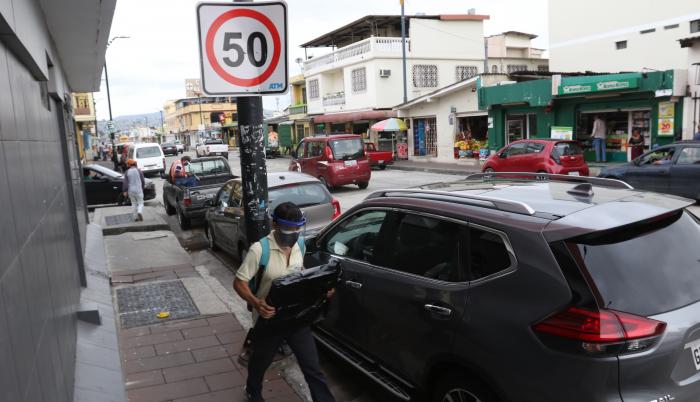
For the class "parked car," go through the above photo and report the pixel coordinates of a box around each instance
[289,134,371,189]
[303,173,700,402]
[83,164,155,206]
[204,172,341,261]
[161,143,178,156]
[162,156,235,229]
[196,138,229,158]
[482,139,590,176]
[364,141,393,170]
[127,143,166,176]
[599,141,700,201]
[174,140,185,154]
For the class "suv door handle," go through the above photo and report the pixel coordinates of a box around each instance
[424,304,452,317]
[344,280,363,289]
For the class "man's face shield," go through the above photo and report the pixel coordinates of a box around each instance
[272,214,307,247]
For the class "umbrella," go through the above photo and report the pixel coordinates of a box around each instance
[371,118,407,132]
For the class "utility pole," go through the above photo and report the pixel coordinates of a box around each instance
[400,0,408,103]
[235,0,270,244]
[104,62,117,170]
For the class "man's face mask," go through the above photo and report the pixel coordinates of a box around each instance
[275,229,300,247]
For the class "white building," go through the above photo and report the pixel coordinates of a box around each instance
[301,13,490,137]
[680,36,700,136]
[486,31,549,74]
[549,0,700,139]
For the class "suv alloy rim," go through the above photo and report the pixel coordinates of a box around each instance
[442,388,481,402]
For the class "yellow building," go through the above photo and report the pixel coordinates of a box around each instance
[163,96,238,147]
[72,92,96,161]
[288,74,312,144]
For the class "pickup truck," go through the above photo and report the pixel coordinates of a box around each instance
[174,140,185,154]
[364,142,393,170]
[162,156,235,229]
[196,138,229,158]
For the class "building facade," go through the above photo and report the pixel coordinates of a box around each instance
[486,31,549,74]
[0,0,115,401]
[164,97,237,147]
[288,73,312,145]
[301,13,490,135]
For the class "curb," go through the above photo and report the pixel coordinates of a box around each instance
[101,222,171,236]
[387,164,480,176]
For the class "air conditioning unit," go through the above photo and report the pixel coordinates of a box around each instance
[379,69,391,78]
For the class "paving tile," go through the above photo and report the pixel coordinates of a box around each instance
[262,379,296,399]
[120,326,151,338]
[191,345,232,362]
[122,330,184,349]
[149,318,210,334]
[110,275,134,284]
[182,323,241,339]
[205,315,238,327]
[173,386,248,402]
[111,267,156,276]
[124,369,165,390]
[216,330,247,345]
[155,335,220,355]
[177,271,201,279]
[122,345,157,361]
[162,357,236,383]
[123,351,194,374]
[204,370,246,391]
[132,271,175,282]
[127,378,209,402]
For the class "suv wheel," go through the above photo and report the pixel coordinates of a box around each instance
[358,181,369,190]
[484,167,495,173]
[535,170,548,181]
[176,207,191,230]
[164,197,175,215]
[432,372,495,402]
[206,226,219,251]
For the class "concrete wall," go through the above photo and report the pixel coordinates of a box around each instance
[683,44,700,139]
[549,0,700,72]
[409,18,484,60]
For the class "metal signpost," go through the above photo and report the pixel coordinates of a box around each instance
[197,0,288,244]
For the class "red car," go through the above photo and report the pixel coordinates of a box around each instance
[364,142,394,170]
[290,134,371,189]
[482,139,589,176]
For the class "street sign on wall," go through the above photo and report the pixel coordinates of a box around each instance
[197,1,288,96]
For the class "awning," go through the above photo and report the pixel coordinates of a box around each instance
[312,110,397,124]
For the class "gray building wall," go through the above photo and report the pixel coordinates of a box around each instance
[0,37,87,402]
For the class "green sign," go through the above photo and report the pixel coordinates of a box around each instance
[558,77,639,96]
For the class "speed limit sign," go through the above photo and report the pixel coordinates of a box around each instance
[197,1,288,95]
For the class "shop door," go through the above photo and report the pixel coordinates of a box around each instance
[413,118,437,157]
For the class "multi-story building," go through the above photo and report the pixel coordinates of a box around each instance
[72,92,97,161]
[486,31,549,74]
[548,0,700,138]
[301,13,490,135]
[163,97,237,147]
[288,73,311,144]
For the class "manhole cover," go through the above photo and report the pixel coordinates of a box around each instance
[116,281,200,328]
[105,213,134,226]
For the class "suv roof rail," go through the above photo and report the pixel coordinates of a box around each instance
[366,189,536,216]
[466,172,633,190]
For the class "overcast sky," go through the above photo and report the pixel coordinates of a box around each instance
[95,0,548,121]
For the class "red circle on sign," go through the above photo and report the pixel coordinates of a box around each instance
[205,8,281,87]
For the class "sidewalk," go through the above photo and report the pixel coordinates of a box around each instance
[388,158,625,177]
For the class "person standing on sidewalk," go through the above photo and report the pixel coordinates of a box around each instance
[233,202,336,402]
[122,159,145,221]
[694,123,700,141]
[591,115,607,163]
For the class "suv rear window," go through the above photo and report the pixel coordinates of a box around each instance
[569,212,700,316]
[330,139,363,160]
[268,182,331,211]
[205,139,223,144]
[187,159,227,175]
[136,146,161,158]
[552,142,583,158]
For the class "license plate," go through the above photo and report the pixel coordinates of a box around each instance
[687,340,700,371]
[568,171,580,176]
[196,194,214,201]
[378,160,384,164]
[344,160,358,167]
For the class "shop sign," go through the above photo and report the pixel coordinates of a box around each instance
[558,77,639,96]
[658,101,675,136]
[551,126,573,140]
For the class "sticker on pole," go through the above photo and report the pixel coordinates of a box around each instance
[197,1,288,95]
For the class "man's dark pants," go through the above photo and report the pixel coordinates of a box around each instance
[247,326,335,402]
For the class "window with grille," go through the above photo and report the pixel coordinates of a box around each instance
[616,40,627,50]
[351,67,367,93]
[491,65,499,74]
[455,66,478,81]
[506,65,528,74]
[537,65,549,72]
[412,65,439,88]
[309,79,319,100]
[692,19,700,33]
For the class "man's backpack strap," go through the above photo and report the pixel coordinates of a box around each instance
[297,236,305,255]
[249,237,270,295]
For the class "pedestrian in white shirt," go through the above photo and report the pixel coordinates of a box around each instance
[591,115,607,162]
[122,159,145,221]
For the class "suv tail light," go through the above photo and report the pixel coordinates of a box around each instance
[183,191,192,207]
[324,145,334,160]
[331,198,341,220]
[533,306,666,356]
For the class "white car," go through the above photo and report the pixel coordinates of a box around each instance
[196,138,229,158]
[174,140,185,154]
[127,143,166,175]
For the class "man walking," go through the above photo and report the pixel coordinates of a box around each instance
[591,115,607,162]
[233,202,335,402]
[693,123,700,141]
[122,159,145,221]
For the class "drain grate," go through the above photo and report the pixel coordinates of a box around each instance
[116,281,200,328]
[105,213,134,226]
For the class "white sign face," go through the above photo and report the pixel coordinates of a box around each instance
[197,1,288,95]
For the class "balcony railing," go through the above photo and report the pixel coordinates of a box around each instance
[74,107,91,116]
[322,92,346,107]
[289,104,307,115]
[304,37,410,72]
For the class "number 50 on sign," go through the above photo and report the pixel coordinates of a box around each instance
[197,1,288,95]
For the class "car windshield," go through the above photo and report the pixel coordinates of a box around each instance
[162,143,174,147]
[89,165,122,178]
[569,211,700,316]
[205,139,223,144]
[268,182,331,211]
[552,142,583,157]
[187,159,227,175]
[136,146,161,158]
[330,139,363,160]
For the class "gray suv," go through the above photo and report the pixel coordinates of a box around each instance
[303,173,700,402]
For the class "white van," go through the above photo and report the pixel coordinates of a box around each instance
[127,143,165,175]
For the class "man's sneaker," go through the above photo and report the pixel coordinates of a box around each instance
[245,386,265,402]
[137,213,144,221]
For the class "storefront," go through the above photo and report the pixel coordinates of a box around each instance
[480,70,685,162]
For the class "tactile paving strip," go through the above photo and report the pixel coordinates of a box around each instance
[116,280,200,328]
[104,213,134,226]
